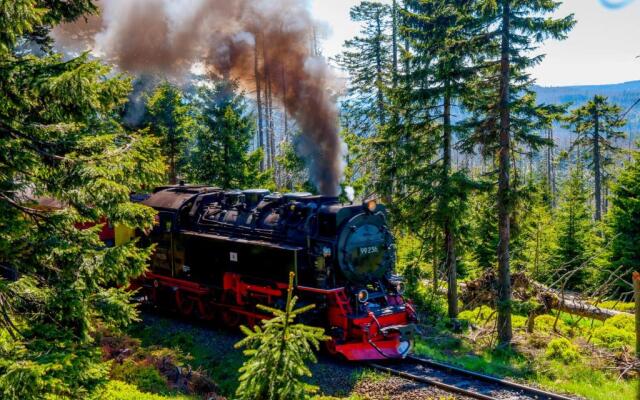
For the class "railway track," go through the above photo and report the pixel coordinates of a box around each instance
[370,356,577,400]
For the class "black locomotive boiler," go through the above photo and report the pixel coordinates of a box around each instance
[132,184,416,360]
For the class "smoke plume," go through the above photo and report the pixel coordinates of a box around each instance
[54,0,343,195]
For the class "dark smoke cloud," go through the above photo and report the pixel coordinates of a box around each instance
[53,0,343,196]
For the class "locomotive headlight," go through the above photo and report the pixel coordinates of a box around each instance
[396,282,405,295]
[357,289,369,303]
[365,199,377,212]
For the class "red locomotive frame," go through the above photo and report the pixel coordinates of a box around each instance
[131,270,416,361]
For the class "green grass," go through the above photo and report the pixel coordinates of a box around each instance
[128,319,245,397]
[413,337,533,379]
[412,307,637,400]
[535,361,636,400]
[95,381,196,400]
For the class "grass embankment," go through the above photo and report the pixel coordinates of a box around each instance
[413,305,637,400]
[89,315,243,399]
[127,316,245,397]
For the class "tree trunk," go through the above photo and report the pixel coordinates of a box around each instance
[374,12,385,127]
[169,137,177,184]
[281,65,288,142]
[267,74,275,172]
[593,107,602,221]
[262,41,272,169]
[547,127,555,208]
[461,272,630,322]
[633,271,640,358]
[169,153,177,184]
[443,87,458,319]
[432,232,439,292]
[264,63,275,171]
[534,223,540,278]
[391,0,398,88]
[254,37,265,171]
[496,0,513,346]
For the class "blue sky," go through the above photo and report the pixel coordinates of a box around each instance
[311,0,640,87]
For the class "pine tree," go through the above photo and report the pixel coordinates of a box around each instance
[277,133,314,193]
[253,34,266,171]
[0,2,164,398]
[517,178,557,281]
[144,81,194,184]
[401,0,487,319]
[470,190,499,270]
[336,1,393,136]
[187,80,270,189]
[235,272,327,400]
[565,95,626,221]
[551,166,592,290]
[607,145,640,298]
[462,0,574,345]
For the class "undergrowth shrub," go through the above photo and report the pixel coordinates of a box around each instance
[458,306,495,326]
[591,300,634,313]
[604,314,634,331]
[545,338,581,364]
[590,314,635,352]
[96,380,193,400]
[532,315,569,335]
[511,315,528,329]
[408,283,447,322]
[592,326,634,352]
[110,359,169,394]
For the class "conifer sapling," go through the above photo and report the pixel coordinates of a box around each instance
[234,272,328,400]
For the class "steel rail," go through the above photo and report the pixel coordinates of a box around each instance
[369,362,497,400]
[369,356,577,400]
[407,356,576,400]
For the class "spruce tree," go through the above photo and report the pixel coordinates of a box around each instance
[565,95,626,221]
[607,145,640,297]
[0,2,164,398]
[470,191,499,270]
[144,81,194,184]
[517,178,557,281]
[336,1,394,136]
[235,272,327,400]
[463,0,574,345]
[187,80,269,189]
[401,0,487,319]
[552,166,592,290]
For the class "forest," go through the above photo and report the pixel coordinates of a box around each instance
[0,0,638,399]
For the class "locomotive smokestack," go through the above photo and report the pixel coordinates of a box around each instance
[53,0,343,196]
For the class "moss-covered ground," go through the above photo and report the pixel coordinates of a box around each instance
[412,305,637,400]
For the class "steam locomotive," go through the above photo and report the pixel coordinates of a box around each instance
[130,184,416,360]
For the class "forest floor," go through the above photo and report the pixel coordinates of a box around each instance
[411,304,637,400]
[101,312,461,400]
[98,305,637,400]
[130,313,473,399]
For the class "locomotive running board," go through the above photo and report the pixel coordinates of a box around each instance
[181,231,304,251]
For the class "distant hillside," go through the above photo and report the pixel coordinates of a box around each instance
[533,81,640,143]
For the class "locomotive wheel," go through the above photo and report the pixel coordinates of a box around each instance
[175,291,195,317]
[196,298,215,321]
[221,291,242,328]
[323,339,339,356]
[221,309,241,327]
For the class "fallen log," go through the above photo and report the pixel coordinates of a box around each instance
[460,271,629,321]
